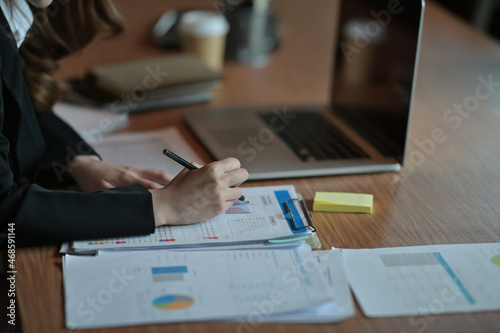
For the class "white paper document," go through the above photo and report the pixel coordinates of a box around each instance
[266,248,356,323]
[53,102,129,142]
[72,185,314,252]
[63,245,353,329]
[90,127,204,176]
[343,243,500,317]
[54,103,200,176]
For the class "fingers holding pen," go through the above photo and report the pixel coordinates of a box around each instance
[222,157,249,187]
[151,157,249,226]
[163,151,247,189]
[202,158,249,192]
[219,157,249,201]
[195,160,248,215]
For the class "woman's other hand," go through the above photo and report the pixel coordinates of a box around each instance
[68,155,173,192]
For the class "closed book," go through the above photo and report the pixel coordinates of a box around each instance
[86,53,223,100]
[65,78,212,113]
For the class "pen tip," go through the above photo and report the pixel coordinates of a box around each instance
[163,149,168,154]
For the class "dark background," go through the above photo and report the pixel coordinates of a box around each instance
[432,0,500,40]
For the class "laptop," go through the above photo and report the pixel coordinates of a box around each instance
[183,0,425,180]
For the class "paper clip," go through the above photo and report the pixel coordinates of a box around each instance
[284,198,316,232]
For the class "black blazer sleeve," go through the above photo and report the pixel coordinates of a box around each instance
[0,51,156,248]
[8,183,156,248]
[0,109,156,247]
[33,111,99,188]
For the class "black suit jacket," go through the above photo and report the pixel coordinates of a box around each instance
[0,10,155,248]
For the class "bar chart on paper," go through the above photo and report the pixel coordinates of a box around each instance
[225,200,253,214]
[152,266,188,282]
[378,252,476,306]
[343,243,500,317]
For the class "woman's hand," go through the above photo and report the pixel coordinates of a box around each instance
[149,157,249,227]
[68,155,173,192]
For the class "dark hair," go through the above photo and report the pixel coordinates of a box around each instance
[13,0,124,113]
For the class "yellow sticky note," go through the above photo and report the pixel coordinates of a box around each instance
[313,192,373,213]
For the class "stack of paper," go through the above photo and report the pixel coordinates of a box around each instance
[69,185,317,253]
[63,245,355,329]
[57,122,356,329]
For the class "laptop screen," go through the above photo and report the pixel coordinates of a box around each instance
[331,0,424,162]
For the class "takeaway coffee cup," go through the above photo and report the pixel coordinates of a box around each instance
[339,18,387,84]
[178,11,229,71]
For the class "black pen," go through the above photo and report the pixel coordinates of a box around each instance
[163,149,248,203]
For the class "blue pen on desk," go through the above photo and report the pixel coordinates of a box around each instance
[163,149,249,203]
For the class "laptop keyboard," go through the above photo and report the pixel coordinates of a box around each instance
[259,112,369,161]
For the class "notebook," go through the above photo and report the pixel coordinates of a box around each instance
[66,53,222,113]
[183,0,425,180]
[86,53,223,100]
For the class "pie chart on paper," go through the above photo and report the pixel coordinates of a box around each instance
[491,255,500,267]
[153,295,194,310]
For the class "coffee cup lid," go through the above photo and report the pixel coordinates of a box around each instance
[179,11,229,37]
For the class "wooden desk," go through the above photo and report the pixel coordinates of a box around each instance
[15,1,500,332]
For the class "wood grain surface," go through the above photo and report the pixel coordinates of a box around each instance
[14,1,500,332]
